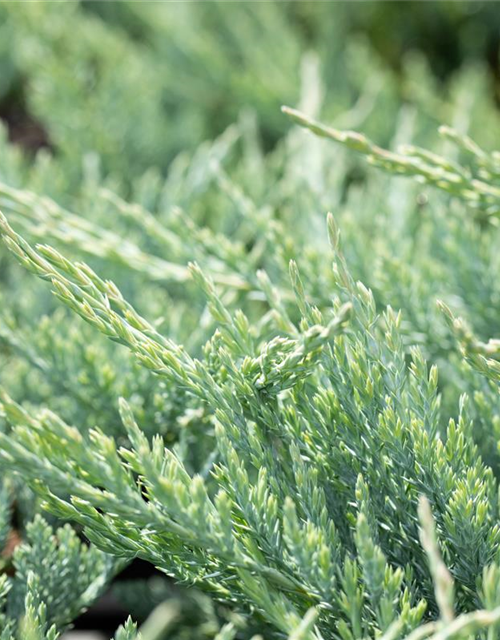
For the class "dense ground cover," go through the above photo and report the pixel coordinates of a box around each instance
[2,3,500,639]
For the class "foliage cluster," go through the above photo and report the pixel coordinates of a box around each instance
[2,3,500,640]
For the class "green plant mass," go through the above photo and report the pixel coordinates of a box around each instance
[3,2,500,640]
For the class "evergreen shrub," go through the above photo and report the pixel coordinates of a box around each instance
[1,4,500,640]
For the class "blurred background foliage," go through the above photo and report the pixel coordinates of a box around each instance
[0,1,499,177]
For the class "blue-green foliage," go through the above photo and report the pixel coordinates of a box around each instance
[1,3,500,640]
[0,503,117,640]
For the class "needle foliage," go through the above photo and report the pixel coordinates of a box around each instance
[2,3,500,640]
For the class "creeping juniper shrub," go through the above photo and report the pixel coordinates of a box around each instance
[4,117,500,637]
[3,3,500,640]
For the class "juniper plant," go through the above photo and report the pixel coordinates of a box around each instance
[0,490,126,640]
[2,188,500,638]
[1,5,500,638]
